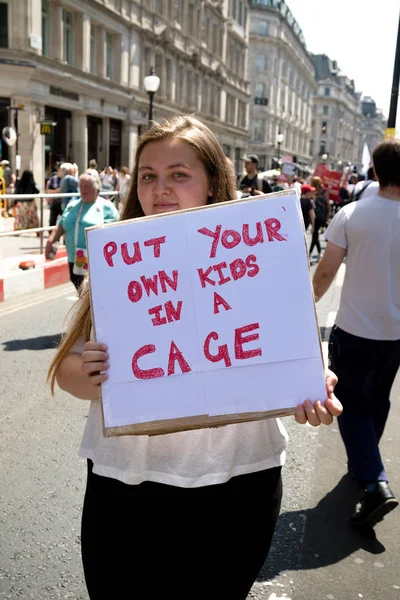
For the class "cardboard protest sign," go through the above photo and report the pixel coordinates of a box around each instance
[313,163,342,203]
[86,190,326,436]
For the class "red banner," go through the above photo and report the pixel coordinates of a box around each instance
[313,163,342,203]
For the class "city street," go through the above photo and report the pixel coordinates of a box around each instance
[1,260,399,600]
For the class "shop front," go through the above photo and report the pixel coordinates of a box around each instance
[44,106,72,179]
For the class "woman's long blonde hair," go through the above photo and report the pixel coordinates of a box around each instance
[48,115,236,393]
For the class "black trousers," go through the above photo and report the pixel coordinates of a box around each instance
[49,198,64,227]
[68,262,84,291]
[329,326,400,487]
[309,218,326,255]
[81,460,282,600]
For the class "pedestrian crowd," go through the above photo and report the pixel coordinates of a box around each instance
[1,113,398,600]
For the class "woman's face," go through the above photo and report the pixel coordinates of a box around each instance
[137,139,213,216]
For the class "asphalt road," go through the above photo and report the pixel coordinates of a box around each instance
[1,262,399,600]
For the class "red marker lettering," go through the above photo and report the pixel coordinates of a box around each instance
[213,262,231,285]
[235,323,262,360]
[213,292,232,314]
[144,236,166,258]
[127,280,142,303]
[103,241,117,267]
[121,242,142,265]
[167,341,191,376]
[165,300,183,323]
[246,254,260,278]
[141,274,158,297]
[243,222,264,246]
[221,229,241,250]
[148,305,167,326]
[159,270,179,293]
[204,332,232,367]
[198,225,222,259]
[198,266,215,288]
[265,218,286,242]
[230,258,246,281]
[132,344,164,379]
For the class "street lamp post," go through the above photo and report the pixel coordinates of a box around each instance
[143,67,160,127]
[276,132,284,164]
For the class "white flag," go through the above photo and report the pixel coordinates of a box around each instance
[362,142,371,175]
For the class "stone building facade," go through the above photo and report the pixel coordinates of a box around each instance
[358,96,386,164]
[0,0,250,187]
[311,54,362,170]
[247,0,316,173]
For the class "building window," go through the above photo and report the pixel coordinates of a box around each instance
[155,0,164,13]
[90,27,96,73]
[253,119,264,142]
[235,148,241,174]
[255,55,266,71]
[252,19,268,35]
[324,87,330,96]
[42,0,50,56]
[238,101,247,128]
[319,140,327,155]
[166,59,172,100]
[238,1,243,25]
[106,32,113,78]
[0,0,8,48]
[255,82,264,98]
[231,0,237,19]
[323,105,329,115]
[63,9,74,65]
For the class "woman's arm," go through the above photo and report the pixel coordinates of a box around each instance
[45,224,65,259]
[57,342,109,400]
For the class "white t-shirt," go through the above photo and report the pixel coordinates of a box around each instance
[352,180,379,199]
[73,343,288,487]
[118,174,131,197]
[325,194,400,340]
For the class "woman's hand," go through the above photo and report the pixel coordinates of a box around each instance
[81,341,110,387]
[295,369,342,427]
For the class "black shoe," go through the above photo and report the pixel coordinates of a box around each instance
[351,482,398,527]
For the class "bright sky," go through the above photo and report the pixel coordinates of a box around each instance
[289,0,400,132]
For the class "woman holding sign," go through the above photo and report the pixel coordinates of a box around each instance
[48,116,342,600]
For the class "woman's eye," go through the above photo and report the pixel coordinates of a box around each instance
[173,172,187,179]
[142,173,155,181]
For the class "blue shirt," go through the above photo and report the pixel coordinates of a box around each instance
[59,198,119,262]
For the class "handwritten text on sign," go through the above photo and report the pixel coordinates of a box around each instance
[87,191,325,429]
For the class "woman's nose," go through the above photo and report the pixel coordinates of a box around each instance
[153,176,171,196]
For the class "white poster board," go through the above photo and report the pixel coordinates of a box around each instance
[86,190,326,436]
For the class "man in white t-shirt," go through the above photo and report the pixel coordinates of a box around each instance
[312,139,400,528]
[351,166,378,201]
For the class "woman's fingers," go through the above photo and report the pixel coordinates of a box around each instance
[324,396,343,418]
[89,372,109,386]
[325,369,338,399]
[301,399,321,427]
[81,361,110,376]
[295,403,307,425]
[84,341,108,353]
[314,400,333,426]
[82,351,109,364]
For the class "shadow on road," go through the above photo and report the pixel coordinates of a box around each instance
[258,474,386,581]
[2,333,62,351]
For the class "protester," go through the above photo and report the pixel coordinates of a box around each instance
[87,159,99,177]
[45,173,118,291]
[46,163,63,227]
[313,138,400,528]
[309,176,331,259]
[1,159,16,216]
[100,166,114,191]
[59,163,79,210]
[48,115,342,600]
[300,183,316,232]
[351,166,378,201]
[13,170,40,231]
[238,154,272,196]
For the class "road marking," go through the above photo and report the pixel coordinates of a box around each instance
[335,263,346,286]
[0,287,71,317]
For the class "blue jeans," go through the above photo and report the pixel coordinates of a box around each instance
[329,326,400,488]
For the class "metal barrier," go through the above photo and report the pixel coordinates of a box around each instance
[0,191,119,254]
